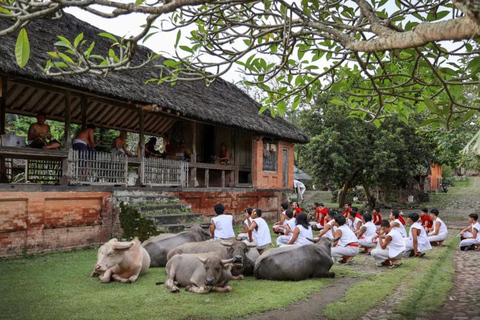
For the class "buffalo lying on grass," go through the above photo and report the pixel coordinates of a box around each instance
[142,225,210,267]
[167,239,258,278]
[91,237,150,283]
[163,252,236,294]
[254,237,335,281]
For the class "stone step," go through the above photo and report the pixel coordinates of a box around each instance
[115,195,179,205]
[155,223,188,233]
[148,213,204,226]
[137,204,192,215]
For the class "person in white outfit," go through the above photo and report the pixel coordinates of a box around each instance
[273,202,290,234]
[357,212,378,254]
[459,213,480,251]
[282,212,313,247]
[276,210,297,246]
[427,209,448,246]
[247,208,272,254]
[294,180,306,200]
[331,215,359,264]
[237,208,253,240]
[390,209,407,238]
[371,219,406,268]
[405,212,432,257]
[210,203,235,240]
[315,210,337,240]
[349,210,363,233]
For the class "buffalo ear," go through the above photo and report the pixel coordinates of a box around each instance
[113,241,134,250]
[198,256,207,264]
[109,238,119,243]
[307,237,320,243]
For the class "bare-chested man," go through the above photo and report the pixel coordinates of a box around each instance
[73,124,100,151]
[27,112,60,149]
[112,131,132,156]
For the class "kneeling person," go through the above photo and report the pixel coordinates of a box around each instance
[331,215,359,264]
[459,213,480,251]
[371,220,406,267]
[428,209,448,246]
[405,212,432,257]
[247,208,272,254]
[283,212,313,247]
[276,210,297,246]
[357,212,377,254]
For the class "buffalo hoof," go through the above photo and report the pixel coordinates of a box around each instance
[170,286,180,293]
[328,272,335,278]
[90,270,100,277]
[126,279,132,284]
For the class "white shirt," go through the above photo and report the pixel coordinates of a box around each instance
[243,217,252,227]
[474,222,480,242]
[362,221,377,240]
[386,228,406,258]
[323,219,336,239]
[409,221,432,252]
[292,224,313,246]
[336,225,358,247]
[212,214,235,240]
[432,217,448,235]
[294,180,305,188]
[351,216,363,231]
[286,217,297,230]
[253,217,272,247]
[394,218,407,238]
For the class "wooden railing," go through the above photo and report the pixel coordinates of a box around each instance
[68,150,128,185]
[143,157,189,187]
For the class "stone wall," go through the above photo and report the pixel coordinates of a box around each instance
[0,191,118,257]
[171,189,288,224]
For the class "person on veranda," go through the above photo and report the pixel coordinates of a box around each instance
[27,111,61,149]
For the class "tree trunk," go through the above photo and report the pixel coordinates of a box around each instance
[362,180,375,210]
[338,166,362,207]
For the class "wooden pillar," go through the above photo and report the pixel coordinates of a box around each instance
[81,95,87,130]
[191,122,198,187]
[64,91,72,149]
[205,169,209,188]
[137,109,145,186]
[221,170,225,188]
[0,76,6,135]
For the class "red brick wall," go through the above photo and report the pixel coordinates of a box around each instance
[171,190,287,224]
[0,192,117,257]
[252,139,295,189]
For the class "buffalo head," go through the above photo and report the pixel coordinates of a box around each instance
[94,238,135,273]
[198,256,234,288]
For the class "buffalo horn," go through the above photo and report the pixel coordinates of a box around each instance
[245,241,257,247]
[112,241,134,250]
[221,240,233,247]
[221,258,235,265]
[198,256,208,264]
[307,237,320,243]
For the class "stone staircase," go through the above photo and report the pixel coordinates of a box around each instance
[113,190,205,233]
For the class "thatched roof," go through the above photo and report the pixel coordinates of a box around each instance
[0,14,309,143]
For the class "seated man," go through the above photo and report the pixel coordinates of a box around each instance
[210,203,235,240]
[459,213,480,251]
[348,210,363,233]
[283,212,313,247]
[145,137,161,157]
[246,208,272,254]
[237,208,253,240]
[276,210,297,246]
[331,215,359,264]
[292,201,303,218]
[27,112,60,149]
[427,209,448,246]
[315,210,337,240]
[357,212,377,254]
[372,208,382,227]
[112,131,132,156]
[390,209,407,238]
[273,202,290,234]
[371,219,406,268]
[420,208,433,231]
[405,212,432,257]
[214,142,229,165]
[308,202,327,231]
[174,141,191,160]
[73,124,99,151]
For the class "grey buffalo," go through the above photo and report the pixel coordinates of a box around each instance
[91,237,150,283]
[167,239,257,278]
[254,237,335,281]
[142,225,210,267]
[164,252,235,294]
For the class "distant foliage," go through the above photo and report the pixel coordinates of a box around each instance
[119,202,160,242]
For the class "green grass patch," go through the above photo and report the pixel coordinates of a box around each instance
[453,177,474,188]
[0,248,331,320]
[323,234,458,320]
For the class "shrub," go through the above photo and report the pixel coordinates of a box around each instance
[119,202,160,242]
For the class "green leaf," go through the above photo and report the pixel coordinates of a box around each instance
[330,98,346,106]
[163,60,180,67]
[57,36,72,48]
[84,41,95,58]
[15,28,30,68]
[142,32,158,44]
[179,45,193,53]
[54,41,71,49]
[258,105,269,115]
[74,33,84,48]
[292,96,301,111]
[462,110,476,122]
[435,11,449,20]
[277,101,286,116]
[98,32,118,43]
[175,30,181,48]
[58,52,74,64]
[135,0,145,4]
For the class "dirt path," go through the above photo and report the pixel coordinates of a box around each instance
[239,277,364,320]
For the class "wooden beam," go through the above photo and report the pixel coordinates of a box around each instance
[0,76,6,135]
[64,92,72,149]
[81,95,87,129]
[138,110,145,186]
[205,169,209,188]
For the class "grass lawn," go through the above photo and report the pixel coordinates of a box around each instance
[453,177,474,188]
[0,248,331,320]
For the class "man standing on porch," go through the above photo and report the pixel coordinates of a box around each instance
[73,124,100,151]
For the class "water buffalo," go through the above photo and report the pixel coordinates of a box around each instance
[164,252,235,294]
[254,237,335,281]
[142,225,210,267]
[167,239,258,278]
[91,237,150,283]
